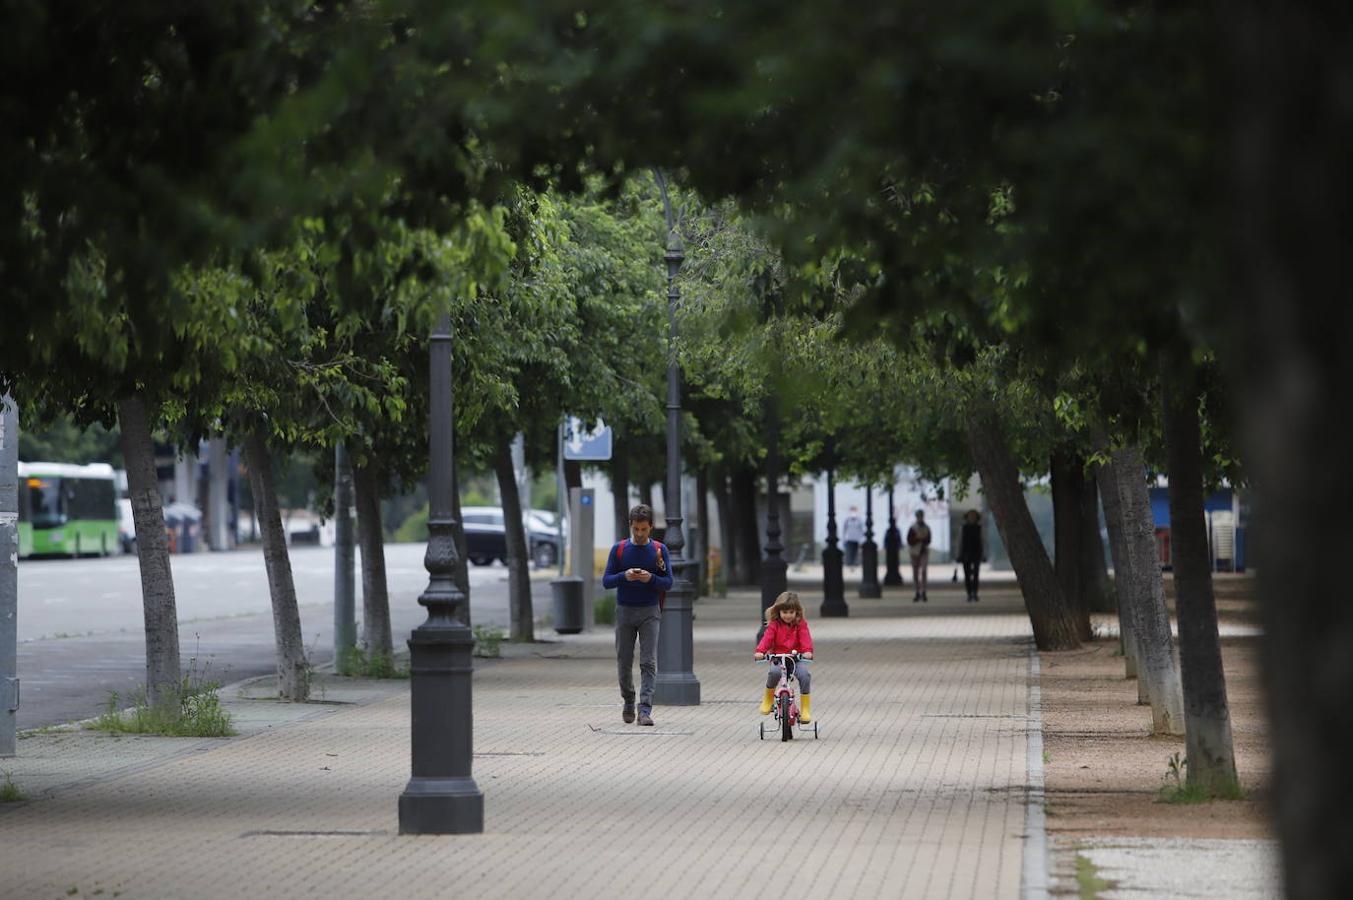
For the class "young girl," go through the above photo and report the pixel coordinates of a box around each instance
[754,591,815,723]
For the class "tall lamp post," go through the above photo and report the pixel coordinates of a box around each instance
[859,486,882,598]
[759,396,788,638]
[884,483,904,586]
[652,170,700,706]
[820,462,849,617]
[398,312,484,834]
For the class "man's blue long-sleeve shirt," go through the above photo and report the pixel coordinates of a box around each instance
[601,539,674,606]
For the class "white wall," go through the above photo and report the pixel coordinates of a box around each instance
[811,466,951,556]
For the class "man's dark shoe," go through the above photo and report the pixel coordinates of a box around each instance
[637,707,655,726]
[623,703,636,724]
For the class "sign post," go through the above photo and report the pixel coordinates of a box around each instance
[1,395,19,756]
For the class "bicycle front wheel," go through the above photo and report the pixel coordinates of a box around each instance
[780,695,793,741]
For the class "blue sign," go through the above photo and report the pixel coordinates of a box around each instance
[563,417,613,461]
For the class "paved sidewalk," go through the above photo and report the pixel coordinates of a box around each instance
[0,585,1041,899]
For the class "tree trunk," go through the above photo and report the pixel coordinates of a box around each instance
[713,466,735,593]
[610,447,632,542]
[637,479,653,512]
[964,404,1079,650]
[493,433,534,642]
[564,459,582,495]
[1094,463,1142,685]
[1051,449,1094,642]
[353,461,393,661]
[117,394,182,711]
[1079,474,1116,613]
[450,451,471,626]
[1103,444,1186,734]
[696,467,711,597]
[1228,9,1353,890]
[730,462,762,586]
[333,442,357,674]
[242,432,309,701]
[1162,374,1238,790]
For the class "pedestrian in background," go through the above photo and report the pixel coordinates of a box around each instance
[601,503,672,726]
[841,506,864,567]
[907,509,932,602]
[957,509,985,602]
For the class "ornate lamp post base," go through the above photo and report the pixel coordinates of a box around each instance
[821,545,849,616]
[884,484,904,586]
[398,616,483,834]
[820,466,850,617]
[859,487,882,598]
[654,559,701,705]
[859,543,882,598]
[399,777,484,835]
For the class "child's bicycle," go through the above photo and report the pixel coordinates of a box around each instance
[759,652,820,742]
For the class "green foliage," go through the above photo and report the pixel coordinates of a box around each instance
[0,772,24,803]
[1157,752,1245,804]
[17,417,123,466]
[340,647,409,679]
[393,505,430,544]
[472,625,504,658]
[594,593,617,626]
[89,681,235,739]
[1075,854,1112,899]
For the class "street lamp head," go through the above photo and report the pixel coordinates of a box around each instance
[665,240,685,281]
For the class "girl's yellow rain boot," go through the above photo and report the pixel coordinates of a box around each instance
[759,688,775,715]
[799,694,812,723]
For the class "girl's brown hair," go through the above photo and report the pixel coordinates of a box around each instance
[766,590,805,623]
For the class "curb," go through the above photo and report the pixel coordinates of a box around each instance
[1022,642,1051,900]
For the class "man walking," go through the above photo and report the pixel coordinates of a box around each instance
[602,504,672,726]
[907,509,932,602]
[841,505,864,568]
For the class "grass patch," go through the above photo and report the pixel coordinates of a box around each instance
[86,658,235,738]
[339,646,409,679]
[472,625,503,658]
[1075,853,1112,899]
[1158,779,1245,804]
[595,593,616,626]
[1157,751,1245,803]
[0,771,25,803]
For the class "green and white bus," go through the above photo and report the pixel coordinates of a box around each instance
[16,462,120,558]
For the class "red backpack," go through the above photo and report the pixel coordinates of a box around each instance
[614,539,668,610]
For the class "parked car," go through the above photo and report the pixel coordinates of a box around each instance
[461,506,561,568]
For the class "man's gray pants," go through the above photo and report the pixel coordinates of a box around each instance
[616,604,661,709]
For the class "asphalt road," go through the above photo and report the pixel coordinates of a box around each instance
[12,544,553,730]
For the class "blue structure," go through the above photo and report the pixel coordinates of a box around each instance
[1148,485,1246,572]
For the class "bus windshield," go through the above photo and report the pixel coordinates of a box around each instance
[27,478,64,528]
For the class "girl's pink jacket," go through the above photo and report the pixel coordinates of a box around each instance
[755,618,814,656]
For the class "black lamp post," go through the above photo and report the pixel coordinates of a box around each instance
[652,170,700,706]
[820,464,849,617]
[884,483,904,586]
[859,486,882,598]
[759,396,788,638]
[398,313,483,835]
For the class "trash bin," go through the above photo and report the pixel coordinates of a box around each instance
[551,576,585,634]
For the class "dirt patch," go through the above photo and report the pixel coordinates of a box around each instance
[1040,582,1272,840]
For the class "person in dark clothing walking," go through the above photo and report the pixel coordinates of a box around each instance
[602,504,673,726]
[957,509,986,602]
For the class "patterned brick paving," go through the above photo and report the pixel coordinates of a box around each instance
[0,585,1036,899]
